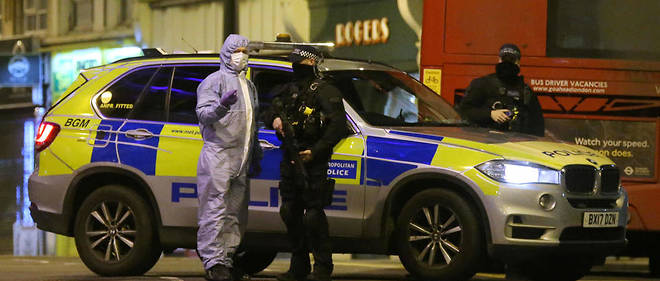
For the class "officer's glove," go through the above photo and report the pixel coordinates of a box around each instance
[220,89,238,107]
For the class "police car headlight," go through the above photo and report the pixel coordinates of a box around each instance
[476,160,560,184]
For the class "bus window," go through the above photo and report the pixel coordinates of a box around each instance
[547,0,660,60]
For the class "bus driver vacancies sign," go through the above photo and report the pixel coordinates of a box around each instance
[546,119,657,179]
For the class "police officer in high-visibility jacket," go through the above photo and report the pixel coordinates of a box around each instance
[267,46,348,281]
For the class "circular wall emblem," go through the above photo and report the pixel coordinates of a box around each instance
[8,55,29,78]
[101,92,112,104]
[624,166,634,176]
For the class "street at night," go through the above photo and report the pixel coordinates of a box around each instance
[0,254,658,281]
[1,0,659,281]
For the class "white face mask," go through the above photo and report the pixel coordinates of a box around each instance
[230,52,248,71]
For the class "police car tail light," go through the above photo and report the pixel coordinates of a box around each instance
[476,160,560,184]
[35,122,60,152]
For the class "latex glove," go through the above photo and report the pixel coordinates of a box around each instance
[220,89,238,107]
[491,109,511,124]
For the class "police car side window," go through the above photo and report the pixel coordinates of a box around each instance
[128,67,173,122]
[169,65,219,124]
[250,67,294,129]
[98,67,158,119]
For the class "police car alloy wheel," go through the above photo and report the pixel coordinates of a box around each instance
[396,189,484,281]
[74,185,162,276]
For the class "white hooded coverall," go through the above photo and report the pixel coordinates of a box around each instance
[195,34,260,270]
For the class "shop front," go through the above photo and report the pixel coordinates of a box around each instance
[309,0,422,73]
[0,37,43,109]
[48,40,143,104]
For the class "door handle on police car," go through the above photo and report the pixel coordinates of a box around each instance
[259,139,279,150]
[125,129,154,140]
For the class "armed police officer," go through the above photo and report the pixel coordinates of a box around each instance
[267,45,348,281]
[458,44,545,136]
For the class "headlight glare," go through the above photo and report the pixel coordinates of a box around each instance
[476,160,560,184]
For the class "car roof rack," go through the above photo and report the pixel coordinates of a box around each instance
[141,48,167,57]
[247,41,334,53]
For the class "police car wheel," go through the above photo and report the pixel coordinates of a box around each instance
[74,185,161,276]
[396,189,484,281]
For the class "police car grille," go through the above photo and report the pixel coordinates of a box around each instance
[600,166,620,194]
[566,198,617,209]
[563,165,596,193]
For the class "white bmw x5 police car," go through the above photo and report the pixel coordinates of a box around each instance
[29,43,627,281]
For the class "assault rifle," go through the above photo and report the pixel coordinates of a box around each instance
[274,101,310,188]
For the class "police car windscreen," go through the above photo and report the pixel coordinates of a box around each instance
[329,70,462,126]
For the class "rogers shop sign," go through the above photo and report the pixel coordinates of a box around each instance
[335,17,390,47]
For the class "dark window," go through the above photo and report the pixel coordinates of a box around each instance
[129,67,172,122]
[329,70,460,126]
[250,67,294,128]
[547,0,660,61]
[98,67,158,119]
[169,65,219,124]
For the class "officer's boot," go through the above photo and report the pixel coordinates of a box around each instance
[307,264,332,281]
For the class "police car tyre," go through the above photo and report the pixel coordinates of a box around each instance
[235,249,277,274]
[74,185,161,276]
[507,255,593,281]
[396,189,484,281]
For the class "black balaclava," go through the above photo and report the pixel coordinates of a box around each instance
[496,61,520,84]
[292,62,315,81]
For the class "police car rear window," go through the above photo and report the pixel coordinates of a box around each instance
[97,67,158,119]
[169,65,219,124]
[127,67,172,122]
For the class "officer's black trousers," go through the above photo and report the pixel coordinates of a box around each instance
[279,160,333,276]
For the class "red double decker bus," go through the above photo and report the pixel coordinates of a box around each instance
[420,0,660,274]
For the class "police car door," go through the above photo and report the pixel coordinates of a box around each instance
[155,65,219,228]
[248,63,365,237]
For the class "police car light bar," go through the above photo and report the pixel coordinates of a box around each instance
[248,41,335,52]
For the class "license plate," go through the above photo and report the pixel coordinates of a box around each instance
[583,212,619,228]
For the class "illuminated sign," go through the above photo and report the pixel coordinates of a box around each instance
[0,55,40,85]
[51,46,142,103]
[335,17,390,47]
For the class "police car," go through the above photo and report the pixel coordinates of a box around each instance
[29,42,627,281]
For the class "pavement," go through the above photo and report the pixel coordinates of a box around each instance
[0,254,657,281]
